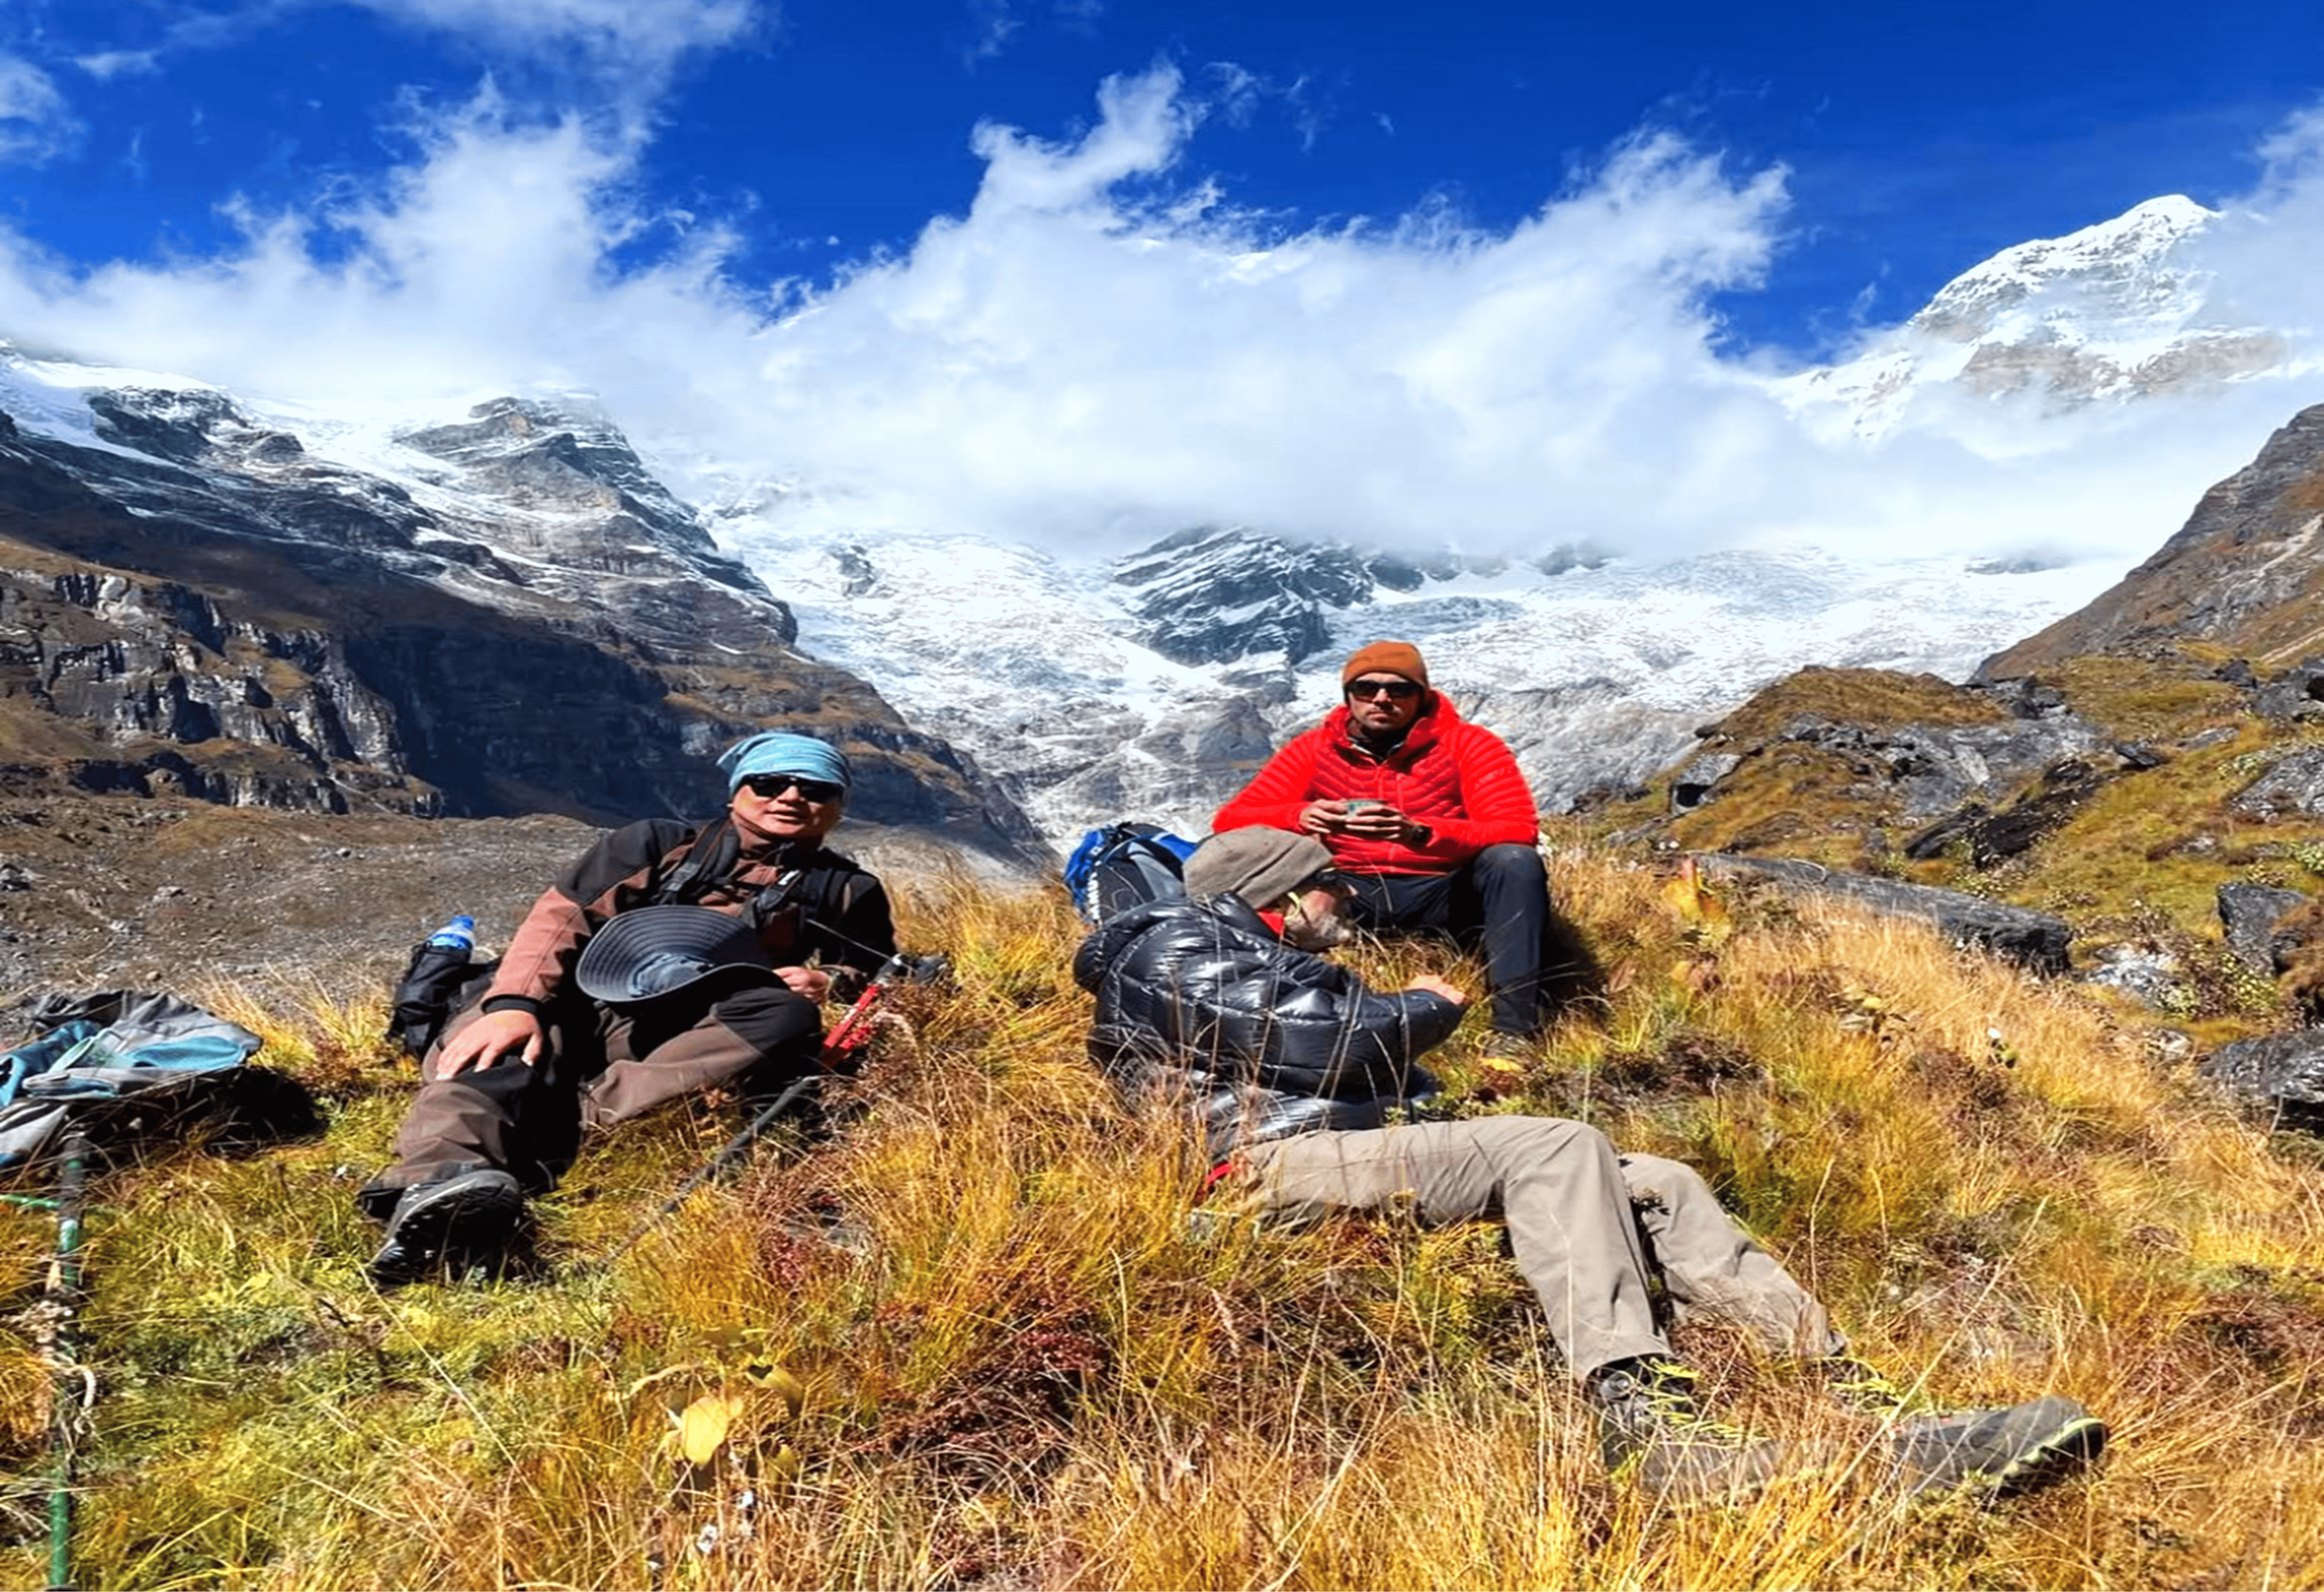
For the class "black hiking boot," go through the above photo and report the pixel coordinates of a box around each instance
[368,1169,528,1288]
[1588,1357,1815,1504]
[1884,1394,2108,1499]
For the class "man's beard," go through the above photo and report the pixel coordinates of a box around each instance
[1282,900,1354,951]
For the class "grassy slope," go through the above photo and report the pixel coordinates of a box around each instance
[0,856,2320,1590]
[1617,651,2324,1042]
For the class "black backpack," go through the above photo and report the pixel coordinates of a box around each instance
[1063,822,1198,924]
[385,943,499,1060]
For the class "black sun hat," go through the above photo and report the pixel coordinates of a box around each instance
[573,906,774,1004]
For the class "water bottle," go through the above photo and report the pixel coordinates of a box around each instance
[389,915,479,1059]
[423,914,476,956]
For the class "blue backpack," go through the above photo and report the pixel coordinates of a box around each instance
[0,989,317,1169]
[1064,822,1199,924]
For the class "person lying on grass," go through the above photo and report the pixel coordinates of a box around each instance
[357,730,896,1287]
[1072,826,2109,1503]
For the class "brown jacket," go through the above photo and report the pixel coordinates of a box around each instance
[481,817,895,1015]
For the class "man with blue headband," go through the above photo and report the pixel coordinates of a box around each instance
[357,729,896,1285]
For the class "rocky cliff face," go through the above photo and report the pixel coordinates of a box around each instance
[0,368,1045,866]
[0,548,412,811]
[1109,526,1603,669]
[1981,404,2324,677]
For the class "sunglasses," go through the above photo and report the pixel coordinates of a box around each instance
[741,773,845,803]
[1300,868,1355,896]
[1347,679,1421,701]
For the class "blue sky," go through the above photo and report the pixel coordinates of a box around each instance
[9,0,2320,353]
[1,0,2322,569]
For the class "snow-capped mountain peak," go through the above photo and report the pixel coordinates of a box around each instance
[1911,193,2219,345]
[1779,193,2290,441]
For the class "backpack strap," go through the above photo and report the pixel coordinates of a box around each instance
[748,854,867,938]
[652,822,739,907]
[743,866,807,933]
[656,827,870,960]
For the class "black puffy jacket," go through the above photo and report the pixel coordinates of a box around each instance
[1072,893,1464,1159]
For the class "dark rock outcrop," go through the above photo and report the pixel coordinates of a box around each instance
[1699,854,2074,974]
[1900,754,2117,866]
[2219,882,2311,974]
[2229,748,2324,821]
[1669,752,1742,812]
[2200,1031,2324,1131]
[1760,713,2101,823]
[2255,657,2324,720]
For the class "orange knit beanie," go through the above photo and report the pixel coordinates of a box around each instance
[1340,640,1430,692]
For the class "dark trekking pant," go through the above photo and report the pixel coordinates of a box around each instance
[356,975,822,1219]
[1343,843,1576,1036]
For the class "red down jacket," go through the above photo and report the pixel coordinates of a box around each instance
[1212,695,1539,875]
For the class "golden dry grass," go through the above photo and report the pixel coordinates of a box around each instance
[0,847,2319,1588]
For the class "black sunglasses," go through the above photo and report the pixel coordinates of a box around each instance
[1300,868,1355,895]
[1347,679,1421,700]
[741,773,845,803]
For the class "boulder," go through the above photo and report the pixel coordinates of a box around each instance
[1669,752,1743,812]
[2199,1031,2324,1131]
[2084,945,2182,1010]
[2218,882,2309,974]
[1900,755,2112,866]
[1770,716,2102,822]
[1697,855,2074,974]
[2229,748,2324,821]
[2255,657,2324,720]
[1986,676,2071,719]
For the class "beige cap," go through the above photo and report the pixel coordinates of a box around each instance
[1185,829,1334,907]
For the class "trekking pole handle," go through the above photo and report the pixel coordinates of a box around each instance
[820,952,913,1060]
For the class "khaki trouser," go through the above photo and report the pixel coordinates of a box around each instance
[1240,1116,1843,1381]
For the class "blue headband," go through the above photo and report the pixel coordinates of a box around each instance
[717,731,852,795]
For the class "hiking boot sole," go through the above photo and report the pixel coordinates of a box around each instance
[368,1169,527,1288]
[1991,1404,2108,1497]
[1889,1394,2109,1501]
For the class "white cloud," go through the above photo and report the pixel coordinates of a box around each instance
[0,54,81,166]
[2193,105,2324,339]
[56,1,755,103]
[965,0,1019,64]
[353,0,756,76]
[965,0,1103,64]
[4,67,2324,583]
[72,50,162,81]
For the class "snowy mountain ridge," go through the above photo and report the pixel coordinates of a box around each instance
[1779,196,2293,441]
[3,188,2307,859]
[0,349,1045,857]
[733,524,2110,847]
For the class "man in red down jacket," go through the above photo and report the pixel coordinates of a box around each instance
[1212,639,1570,1052]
